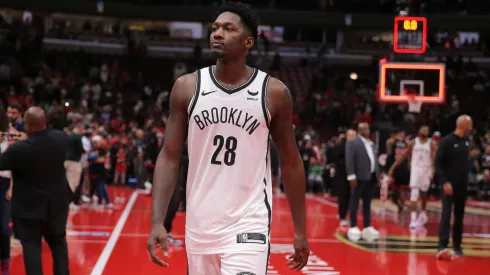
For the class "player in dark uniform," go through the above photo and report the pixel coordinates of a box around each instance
[387,129,410,216]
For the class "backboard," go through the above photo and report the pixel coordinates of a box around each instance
[378,62,445,104]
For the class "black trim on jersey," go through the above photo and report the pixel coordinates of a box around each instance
[263,135,272,275]
[263,180,272,235]
[187,70,202,122]
[261,75,271,130]
[209,66,258,94]
[266,241,271,274]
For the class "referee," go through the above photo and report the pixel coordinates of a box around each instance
[435,115,472,260]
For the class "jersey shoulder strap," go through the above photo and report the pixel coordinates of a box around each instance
[187,69,203,118]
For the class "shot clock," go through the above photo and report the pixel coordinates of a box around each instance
[393,16,427,54]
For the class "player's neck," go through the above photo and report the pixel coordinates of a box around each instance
[214,59,248,84]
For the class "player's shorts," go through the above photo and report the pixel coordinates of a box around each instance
[393,167,410,187]
[187,249,269,275]
[409,167,432,192]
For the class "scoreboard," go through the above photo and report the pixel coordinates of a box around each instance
[393,16,427,54]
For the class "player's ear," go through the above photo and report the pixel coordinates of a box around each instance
[245,37,254,50]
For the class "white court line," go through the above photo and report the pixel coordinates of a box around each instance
[68,240,108,244]
[312,196,338,207]
[67,225,115,229]
[90,191,139,275]
[118,233,341,243]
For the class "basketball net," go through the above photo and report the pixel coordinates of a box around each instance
[407,95,422,113]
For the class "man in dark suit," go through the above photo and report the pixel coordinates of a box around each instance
[0,107,70,275]
[345,123,380,242]
[330,130,356,227]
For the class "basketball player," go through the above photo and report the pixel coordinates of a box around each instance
[389,125,436,229]
[147,2,310,274]
[386,129,410,216]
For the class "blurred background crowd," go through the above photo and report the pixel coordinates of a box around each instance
[1,0,490,213]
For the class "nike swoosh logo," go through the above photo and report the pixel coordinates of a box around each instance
[247,90,259,96]
[201,90,217,96]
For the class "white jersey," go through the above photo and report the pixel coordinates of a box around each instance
[185,66,272,254]
[411,137,432,169]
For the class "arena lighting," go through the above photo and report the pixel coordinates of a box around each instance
[129,25,145,31]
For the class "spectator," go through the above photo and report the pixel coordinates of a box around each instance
[7,103,23,132]
[478,170,490,200]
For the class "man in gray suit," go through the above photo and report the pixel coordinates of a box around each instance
[345,123,380,242]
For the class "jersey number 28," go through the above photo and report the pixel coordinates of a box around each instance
[211,135,237,166]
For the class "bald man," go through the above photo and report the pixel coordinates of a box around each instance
[0,107,71,275]
[345,123,380,241]
[435,115,473,261]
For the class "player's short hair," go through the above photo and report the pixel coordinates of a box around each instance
[216,1,259,41]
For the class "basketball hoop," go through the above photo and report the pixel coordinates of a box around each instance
[407,95,422,113]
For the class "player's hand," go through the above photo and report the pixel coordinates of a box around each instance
[349,179,357,188]
[387,169,394,178]
[5,188,12,201]
[443,183,453,196]
[147,224,170,267]
[286,233,310,271]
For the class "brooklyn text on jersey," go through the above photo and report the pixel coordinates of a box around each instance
[192,107,261,135]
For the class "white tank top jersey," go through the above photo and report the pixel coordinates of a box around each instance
[411,137,432,168]
[185,66,273,254]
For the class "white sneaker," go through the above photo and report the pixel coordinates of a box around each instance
[144,181,152,195]
[69,203,80,211]
[362,226,380,242]
[81,195,90,203]
[168,235,184,247]
[340,219,349,227]
[418,212,428,226]
[347,227,362,242]
[409,219,419,229]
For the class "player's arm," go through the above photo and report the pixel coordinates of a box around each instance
[268,78,309,270]
[148,73,194,267]
[386,139,393,156]
[151,74,194,227]
[430,141,437,174]
[388,140,413,174]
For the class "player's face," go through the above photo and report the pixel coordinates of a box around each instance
[419,126,429,138]
[210,12,254,59]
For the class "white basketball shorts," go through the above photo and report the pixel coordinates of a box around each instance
[409,167,432,192]
[187,249,270,275]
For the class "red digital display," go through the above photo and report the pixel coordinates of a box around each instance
[394,16,427,54]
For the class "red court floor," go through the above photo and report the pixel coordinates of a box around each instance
[9,187,490,275]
